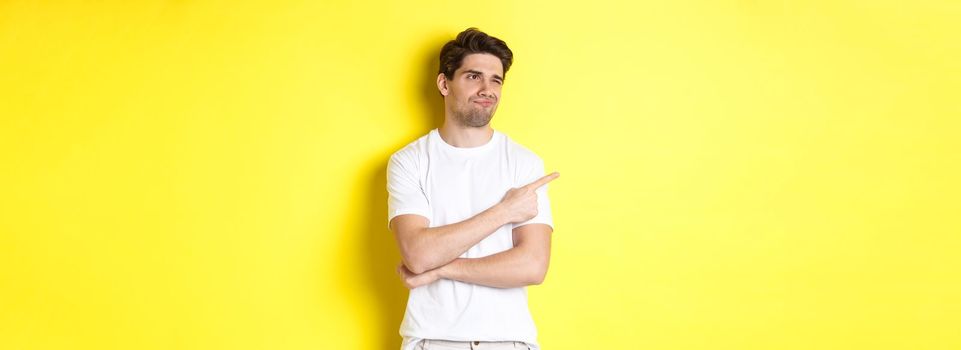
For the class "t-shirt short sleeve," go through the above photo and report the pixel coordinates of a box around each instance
[513,156,554,231]
[386,151,431,228]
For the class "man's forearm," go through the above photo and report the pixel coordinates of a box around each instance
[437,245,546,289]
[402,205,510,274]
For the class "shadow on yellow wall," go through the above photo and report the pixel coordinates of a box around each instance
[358,40,446,349]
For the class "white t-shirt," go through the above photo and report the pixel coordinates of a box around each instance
[387,128,553,350]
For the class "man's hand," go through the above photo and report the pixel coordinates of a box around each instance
[397,262,440,289]
[496,172,559,224]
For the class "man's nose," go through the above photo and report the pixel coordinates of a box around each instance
[479,82,495,98]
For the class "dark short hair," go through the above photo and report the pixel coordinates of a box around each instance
[438,28,513,80]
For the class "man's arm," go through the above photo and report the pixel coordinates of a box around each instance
[442,223,552,288]
[391,172,559,274]
[397,223,552,289]
[391,208,508,275]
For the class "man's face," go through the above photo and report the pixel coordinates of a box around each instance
[439,53,505,128]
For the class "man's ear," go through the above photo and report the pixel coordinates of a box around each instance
[436,73,449,96]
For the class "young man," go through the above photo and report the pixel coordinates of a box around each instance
[387,28,559,350]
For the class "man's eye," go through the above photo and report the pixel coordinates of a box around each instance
[468,74,478,79]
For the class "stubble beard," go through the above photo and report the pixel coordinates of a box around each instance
[455,104,494,128]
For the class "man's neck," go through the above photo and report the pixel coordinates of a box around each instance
[438,123,494,148]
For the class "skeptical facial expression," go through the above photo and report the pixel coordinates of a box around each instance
[439,53,505,128]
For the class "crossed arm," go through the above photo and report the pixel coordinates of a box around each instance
[390,172,558,289]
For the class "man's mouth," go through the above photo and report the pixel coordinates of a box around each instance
[474,99,494,107]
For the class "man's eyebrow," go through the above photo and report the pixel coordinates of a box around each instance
[462,69,505,81]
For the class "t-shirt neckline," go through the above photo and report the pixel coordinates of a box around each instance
[431,128,500,155]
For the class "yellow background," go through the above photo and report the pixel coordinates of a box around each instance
[2,1,959,349]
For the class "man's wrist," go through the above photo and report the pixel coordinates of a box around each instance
[485,203,511,227]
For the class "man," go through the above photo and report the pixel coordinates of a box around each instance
[387,28,558,350]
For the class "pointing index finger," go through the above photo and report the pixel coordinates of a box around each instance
[525,171,560,190]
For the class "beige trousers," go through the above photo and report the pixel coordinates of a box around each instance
[417,339,531,350]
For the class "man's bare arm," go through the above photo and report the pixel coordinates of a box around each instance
[391,172,559,274]
[390,209,507,274]
[440,223,552,288]
[396,223,552,289]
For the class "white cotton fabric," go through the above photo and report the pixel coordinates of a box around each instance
[387,128,553,350]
